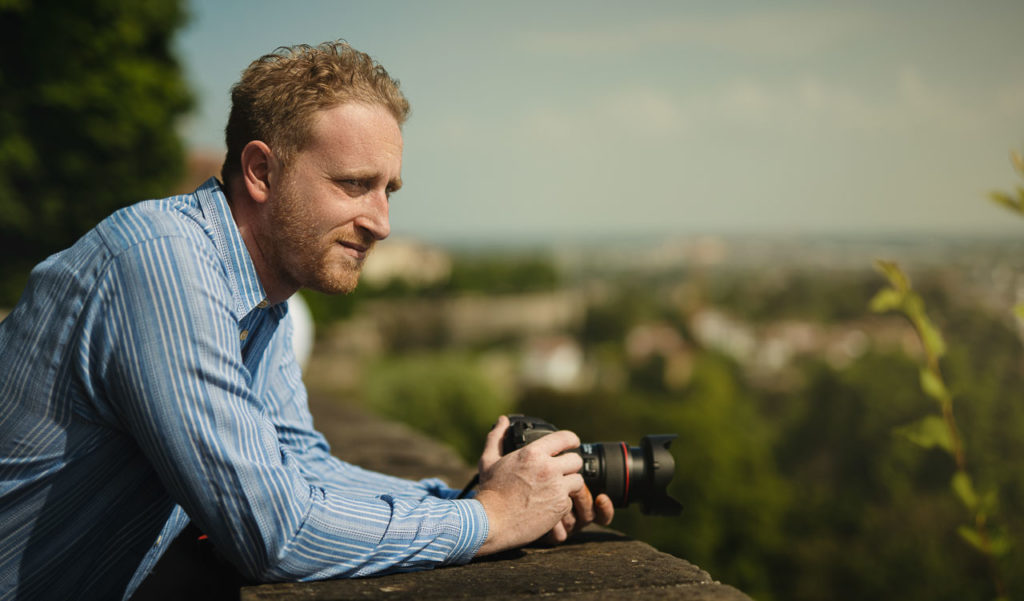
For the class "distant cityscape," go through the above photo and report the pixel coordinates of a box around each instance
[305,233,1024,401]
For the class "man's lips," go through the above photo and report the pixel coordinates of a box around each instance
[338,239,370,261]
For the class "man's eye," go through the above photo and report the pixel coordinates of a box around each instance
[339,179,367,194]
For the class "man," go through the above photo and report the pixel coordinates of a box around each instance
[0,41,613,600]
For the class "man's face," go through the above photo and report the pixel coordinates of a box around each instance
[261,102,402,295]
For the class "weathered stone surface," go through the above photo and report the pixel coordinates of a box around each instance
[245,396,752,601]
[241,528,750,601]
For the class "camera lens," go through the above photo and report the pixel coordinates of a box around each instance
[502,415,681,516]
[578,436,680,516]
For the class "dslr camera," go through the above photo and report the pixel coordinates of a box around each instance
[502,415,681,516]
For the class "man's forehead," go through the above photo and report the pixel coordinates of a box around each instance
[310,102,402,137]
[300,103,403,176]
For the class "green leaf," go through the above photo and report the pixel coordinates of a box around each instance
[869,288,903,313]
[989,532,1012,557]
[990,191,1023,214]
[874,260,909,292]
[913,315,947,360]
[919,368,949,402]
[958,526,1012,558]
[957,525,985,552]
[903,293,924,318]
[1014,303,1024,322]
[952,472,978,510]
[979,489,1000,515]
[896,416,952,452]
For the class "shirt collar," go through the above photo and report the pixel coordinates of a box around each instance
[194,177,269,316]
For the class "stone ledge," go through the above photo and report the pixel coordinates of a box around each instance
[245,396,751,601]
[241,528,750,601]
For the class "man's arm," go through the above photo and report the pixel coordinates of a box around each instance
[218,307,610,559]
[98,235,487,581]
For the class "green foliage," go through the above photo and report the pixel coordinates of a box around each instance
[578,286,667,346]
[897,414,953,452]
[360,352,514,463]
[519,351,790,601]
[711,268,880,324]
[0,0,192,304]
[871,260,1012,599]
[446,251,560,294]
[774,350,1006,601]
[991,150,1024,324]
[300,253,563,327]
[989,151,1024,216]
[872,260,948,363]
[301,289,360,325]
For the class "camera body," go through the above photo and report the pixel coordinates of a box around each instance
[501,415,682,516]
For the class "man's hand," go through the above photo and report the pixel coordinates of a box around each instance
[542,484,614,544]
[473,416,614,556]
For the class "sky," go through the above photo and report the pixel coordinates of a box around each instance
[176,1,1024,245]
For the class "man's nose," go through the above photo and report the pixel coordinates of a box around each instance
[355,191,390,240]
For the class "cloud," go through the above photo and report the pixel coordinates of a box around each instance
[707,76,876,131]
[519,7,880,59]
[693,67,1011,137]
[433,69,1014,157]
[505,87,690,146]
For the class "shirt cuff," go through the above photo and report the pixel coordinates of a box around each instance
[446,499,489,564]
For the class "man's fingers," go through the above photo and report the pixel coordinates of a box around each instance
[559,511,576,539]
[565,473,585,495]
[570,484,596,524]
[594,493,615,526]
[479,415,510,471]
[529,429,581,456]
[549,520,568,543]
[553,451,583,476]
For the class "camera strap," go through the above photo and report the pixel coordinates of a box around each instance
[456,474,480,499]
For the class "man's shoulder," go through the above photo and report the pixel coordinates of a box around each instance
[25,189,220,294]
[96,192,212,253]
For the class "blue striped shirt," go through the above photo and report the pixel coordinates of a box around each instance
[0,178,488,600]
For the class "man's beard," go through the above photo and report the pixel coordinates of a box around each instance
[264,186,374,296]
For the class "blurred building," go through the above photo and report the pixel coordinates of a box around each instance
[361,238,452,288]
[520,335,585,391]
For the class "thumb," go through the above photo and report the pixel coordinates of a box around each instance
[479,415,510,473]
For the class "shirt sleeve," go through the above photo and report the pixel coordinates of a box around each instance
[95,235,488,582]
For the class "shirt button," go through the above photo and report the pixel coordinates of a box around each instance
[240,329,249,341]
[257,300,269,309]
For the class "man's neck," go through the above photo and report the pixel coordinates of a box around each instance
[226,180,296,305]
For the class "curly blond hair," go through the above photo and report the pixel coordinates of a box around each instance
[221,41,409,186]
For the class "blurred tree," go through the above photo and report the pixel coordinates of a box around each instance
[710,269,881,324]
[0,0,192,304]
[361,352,514,463]
[520,350,790,601]
[447,252,560,294]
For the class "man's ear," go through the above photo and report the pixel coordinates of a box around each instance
[240,141,275,203]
